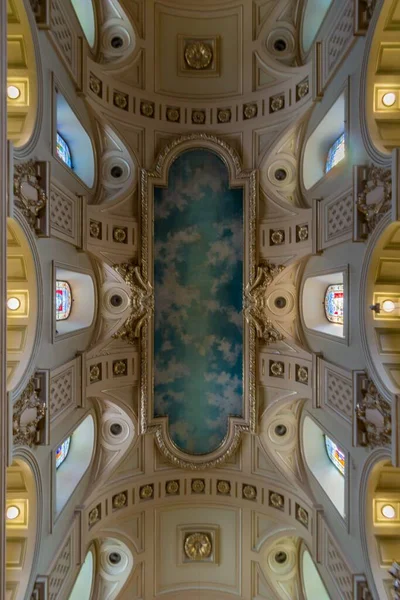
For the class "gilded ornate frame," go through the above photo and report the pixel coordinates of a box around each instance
[140,133,257,469]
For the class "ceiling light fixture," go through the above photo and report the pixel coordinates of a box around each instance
[7,297,20,311]
[7,85,21,100]
[382,300,396,313]
[381,504,396,519]
[6,505,20,520]
[382,92,397,107]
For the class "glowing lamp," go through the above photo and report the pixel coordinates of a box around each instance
[6,505,20,520]
[382,92,397,107]
[381,504,396,519]
[7,85,21,100]
[382,300,396,313]
[7,297,20,311]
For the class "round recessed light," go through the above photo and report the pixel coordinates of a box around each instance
[109,552,121,565]
[7,297,20,311]
[6,505,20,520]
[381,504,396,519]
[382,92,397,107]
[275,551,287,564]
[275,424,287,437]
[7,85,21,100]
[382,300,396,313]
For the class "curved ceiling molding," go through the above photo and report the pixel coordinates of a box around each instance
[92,398,136,483]
[97,537,134,599]
[260,399,305,485]
[98,0,137,65]
[259,536,303,600]
[96,121,138,204]
[259,122,305,206]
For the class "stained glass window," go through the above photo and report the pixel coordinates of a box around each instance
[56,132,72,168]
[324,283,344,324]
[325,132,345,173]
[56,436,71,469]
[324,435,345,475]
[56,280,72,321]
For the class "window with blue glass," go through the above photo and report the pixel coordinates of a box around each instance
[325,132,345,173]
[56,280,72,321]
[56,436,71,469]
[324,435,345,475]
[56,132,73,168]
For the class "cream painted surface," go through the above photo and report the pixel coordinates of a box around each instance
[1,1,396,600]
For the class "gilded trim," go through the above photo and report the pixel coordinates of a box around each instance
[140,133,257,469]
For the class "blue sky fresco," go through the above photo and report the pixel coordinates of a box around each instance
[154,149,244,455]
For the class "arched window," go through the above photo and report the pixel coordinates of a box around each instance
[302,416,346,517]
[68,549,95,600]
[301,548,331,599]
[325,132,345,173]
[56,436,71,469]
[56,280,72,321]
[324,435,345,475]
[56,132,73,168]
[324,283,344,324]
[55,415,95,515]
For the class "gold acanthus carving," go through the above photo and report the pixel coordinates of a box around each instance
[244,261,285,344]
[184,41,213,70]
[356,165,392,234]
[356,376,391,448]
[14,161,47,230]
[184,532,212,560]
[112,262,154,344]
[13,377,46,447]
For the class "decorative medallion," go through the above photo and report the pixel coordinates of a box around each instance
[296,504,309,528]
[89,73,102,97]
[270,361,284,377]
[112,492,127,510]
[296,78,309,101]
[270,229,285,245]
[89,364,101,383]
[113,359,127,377]
[269,491,285,510]
[112,262,154,343]
[270,95,284,113]
[166,480,180,495]
[113,91,129,111]
[217,108,231,124]
[216,480,231,495]
[243,103,257,120]
[88,505,101,527]
[89,220,101,239]
[192,110,206,125]
[113,227,127,243]
[184,41,213,70]
[356,164,392,235]
[166,107,180,123]
[140,484,154,500]
[184,532,212,560]
[140,101,155,118]
[295,365,309,384]
[296,224,309,242]
[243,484,257,500]
[191,479,206,494]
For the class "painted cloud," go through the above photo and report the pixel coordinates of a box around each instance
[154,149,244,454]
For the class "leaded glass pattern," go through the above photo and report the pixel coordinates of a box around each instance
[56,436,71,469]
[324,283,344,324]
[56,132,72,168]
[324,435,345,475]
[56,280,72,321]
[325,132,345,173]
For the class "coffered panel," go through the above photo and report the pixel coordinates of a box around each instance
[154,3,243,98]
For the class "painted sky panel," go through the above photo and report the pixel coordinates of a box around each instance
[154,149,244,455]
